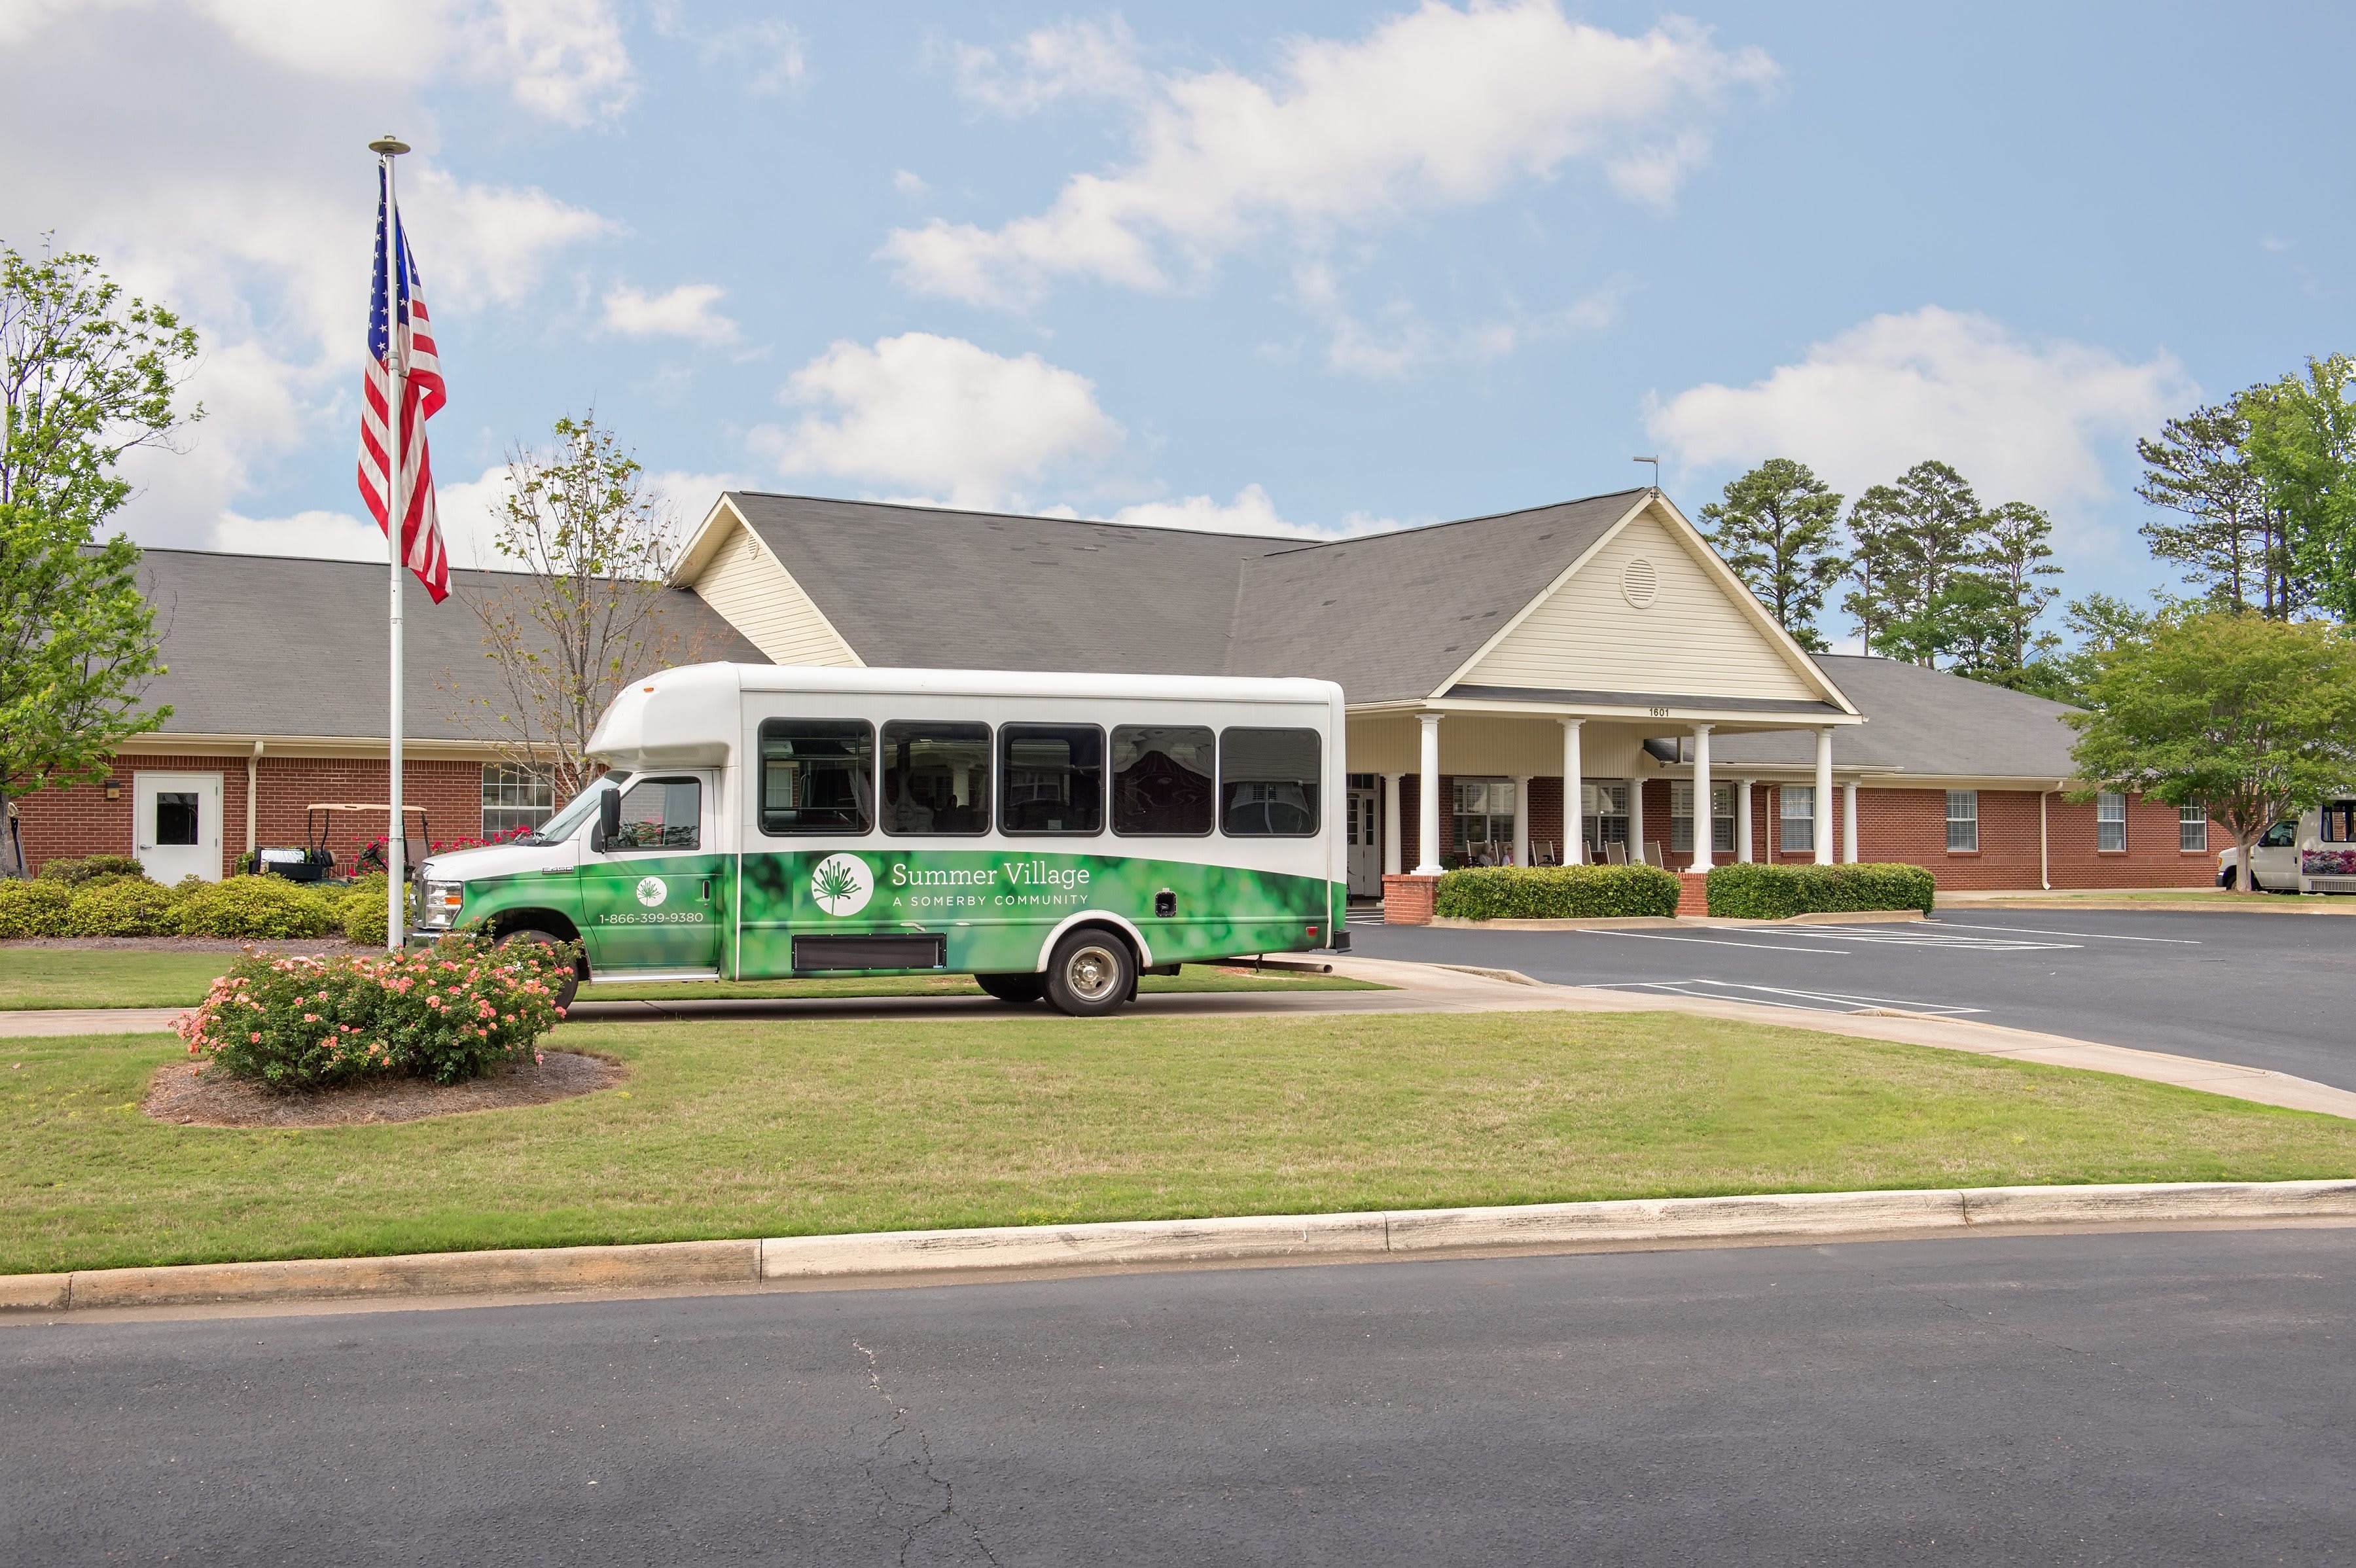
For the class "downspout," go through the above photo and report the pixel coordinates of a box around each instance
[246,742,264,863]
[2040,785,2052,891]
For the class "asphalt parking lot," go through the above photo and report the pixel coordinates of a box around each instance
[1351,908,2356,1092]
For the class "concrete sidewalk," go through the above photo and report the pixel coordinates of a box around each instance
[7,957,2354,1122]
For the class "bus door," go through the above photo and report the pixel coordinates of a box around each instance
[580,771,727,975]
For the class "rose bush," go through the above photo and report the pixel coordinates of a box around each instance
[173,932,575,1090]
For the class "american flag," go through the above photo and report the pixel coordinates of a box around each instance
[357,164,450,602]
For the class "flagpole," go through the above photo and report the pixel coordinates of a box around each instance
[370,134,410,953]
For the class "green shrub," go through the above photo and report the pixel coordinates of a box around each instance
[1704,862,1936,919]
[0,879,73,938]
[168,875,207,903]
[37,854,149,889]
[175,932,575,1089]
[173,875,342,939]
[1433,863,1683,920]
[65,878,178,936]
[341,874,394,947]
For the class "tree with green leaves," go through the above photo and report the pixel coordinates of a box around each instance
[2241,354,2356,622]
[444,412,711,806]
[1844,460,1990,666]
[2065,610,2356,897]
[0,241,196,876]
[2135,402,2296,617]
[1963,500,2064,683]
[1698,458,1847,650]
[2012,592,2155,705]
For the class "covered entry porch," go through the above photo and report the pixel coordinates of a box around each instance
[1343,694,1865,921]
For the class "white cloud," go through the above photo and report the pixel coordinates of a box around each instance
[954,16,1144,115]
[653,8,806,97]
[1300,261,1621,379]
[211,508,386,563]
[893,169,930,198]
[1645,307,2192,510]
[1092,486,1401,541]
[751,333,1125,511]
[888,3,1774,307]
[601,283,740,346]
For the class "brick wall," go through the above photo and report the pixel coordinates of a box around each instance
[21,755,486,880]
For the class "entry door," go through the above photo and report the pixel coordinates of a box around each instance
[1348,785,1382,895]
[578,771,726,976]
[135,772,223,883]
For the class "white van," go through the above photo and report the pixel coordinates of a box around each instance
[2217,798,2356,893]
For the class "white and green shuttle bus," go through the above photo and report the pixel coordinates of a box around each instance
[412,665,1349,1016]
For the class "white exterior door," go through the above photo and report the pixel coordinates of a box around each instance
[135,772,223,884]
[1347,785,1382,896]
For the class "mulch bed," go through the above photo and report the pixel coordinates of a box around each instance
[142,1050,626,1128]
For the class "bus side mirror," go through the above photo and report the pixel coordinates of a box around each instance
[596,789,621,851]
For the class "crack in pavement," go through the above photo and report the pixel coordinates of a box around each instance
[850,1338,1001,1567]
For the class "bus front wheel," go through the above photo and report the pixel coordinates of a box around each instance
[975,972,1045,1005]
[1044,929,1135,1018]
[497,927,582,1012]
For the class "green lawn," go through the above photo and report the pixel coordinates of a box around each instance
[0,948,1377,1010]
[5,1010,2351,1275]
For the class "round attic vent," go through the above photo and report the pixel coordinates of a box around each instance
[1621,556,1659,608]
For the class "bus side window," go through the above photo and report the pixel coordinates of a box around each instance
[1219,727,1321,837]
[882,721,991,836]
[1111,724,1214,836]
[759,719,874,836]
[1000,724,1104,835]
[2324,803,2356,844]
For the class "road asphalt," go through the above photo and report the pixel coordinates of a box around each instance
[7,1226,2353,1565]
[1354,906,2356,1092]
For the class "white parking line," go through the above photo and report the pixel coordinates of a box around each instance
[1582,930,1849,955]
[1929,920,2200,945]
[1588,978,1984,1018]
[1779,926,2079,952]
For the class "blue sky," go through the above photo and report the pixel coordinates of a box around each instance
[4,1,2351,645]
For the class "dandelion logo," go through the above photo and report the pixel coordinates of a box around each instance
[810,853,872,917]
[635,876,667,908]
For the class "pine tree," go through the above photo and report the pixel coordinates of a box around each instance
[1697,458,1847,651]
[2135,402,2290,616]
[1844,460,1984,666]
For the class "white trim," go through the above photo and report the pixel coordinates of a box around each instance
[1031,909,1155,972]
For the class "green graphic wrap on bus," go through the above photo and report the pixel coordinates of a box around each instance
[739,849,1327,974]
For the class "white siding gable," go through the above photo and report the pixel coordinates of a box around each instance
[1463,510,1821,701]
[690,520,862,667]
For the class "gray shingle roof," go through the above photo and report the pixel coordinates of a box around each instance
[723,488,1649,704]
[135,548,763,739]
[1703,655,2081,779]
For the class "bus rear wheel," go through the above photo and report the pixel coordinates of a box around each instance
[1044,929,1135,1018]
[975,972,1045,1005]
[497,927,581,1012]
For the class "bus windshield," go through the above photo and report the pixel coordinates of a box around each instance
[523,774,630,844]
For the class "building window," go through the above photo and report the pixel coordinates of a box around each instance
[1670,782,1736,854]
[482,764,554,836]
[1946,790,1979,853]
[1581,782,1629,852]
[1781,786,1815,854]
[1452,778,1516,864]
[2097,791,2127,852]
[2179,804,2208,853]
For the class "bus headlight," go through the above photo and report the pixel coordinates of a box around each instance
[419,880,465,928]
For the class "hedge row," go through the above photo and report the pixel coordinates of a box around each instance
[1433,863,1683,921]
[0,872,408,943]
[1704,862,1935,919]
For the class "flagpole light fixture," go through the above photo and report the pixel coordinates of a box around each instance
[367,134,410,156]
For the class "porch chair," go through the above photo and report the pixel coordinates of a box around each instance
[1604,842,1628,866]
[1643,840,1666,868]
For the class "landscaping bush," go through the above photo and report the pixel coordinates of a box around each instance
[0,878,73,938]
[65,877,179,936]
[1433,863,1683,921]
[1704,862,1935,919]
[37,853,149,889]
[340,874,396,947]
[173,932,575,1089]
[173,874,343,939]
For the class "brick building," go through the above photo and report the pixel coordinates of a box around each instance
[24,487,2220,904]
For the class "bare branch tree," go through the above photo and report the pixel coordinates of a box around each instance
[443,412,710,806]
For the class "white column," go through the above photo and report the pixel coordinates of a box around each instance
[1628,769,1646,866]
[1414,714,1442,875]
[1381,773,1402,877]
[1687,724,1713,872]
[1736,777,1754,863]
[1843,780,1860,864]
[1813,727,1835,866]
[1512,775,1531,866]
[1560,720,1584,864]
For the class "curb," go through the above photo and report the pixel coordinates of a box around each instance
[8,1179,2351,1315]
